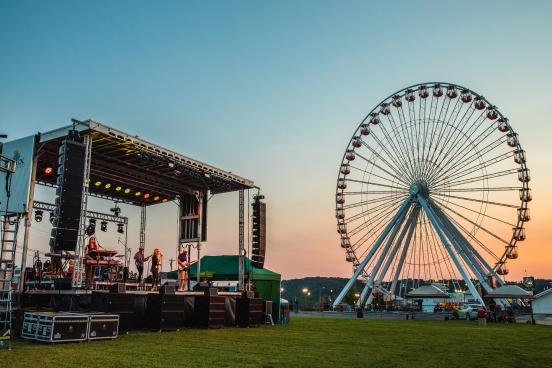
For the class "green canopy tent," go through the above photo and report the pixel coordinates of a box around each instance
[165,255,281,322]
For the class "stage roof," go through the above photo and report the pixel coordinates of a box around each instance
[34,120,254,206]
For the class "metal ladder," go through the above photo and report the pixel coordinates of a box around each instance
[0,215,20,349]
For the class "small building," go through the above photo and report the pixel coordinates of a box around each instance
[533,288,552,314]
[406,284,451,312]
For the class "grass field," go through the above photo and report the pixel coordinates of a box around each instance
[1,317,551,368]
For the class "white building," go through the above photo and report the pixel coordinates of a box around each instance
[533,288,552,314]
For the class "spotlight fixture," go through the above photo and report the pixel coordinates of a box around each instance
[144,193,150,199]
[110,204,121,217]
[135,191,141,197]
[117,223,125,234]
[34,210,43,223]
[124,188,131,194]
[95,181,102,187]
[115,186,122,192]
[100,221,108,232]
[86,219,96,236]
[174,169,182,176]
[105,183,112,189]
[153,196,160,201]
[49,211,55,224]
[44,167,53,175]
[162,198,168,203]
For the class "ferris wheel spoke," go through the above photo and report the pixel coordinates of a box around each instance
[432,196,517,226]
[367,132,413,184]
[342,193,406,210]
[350,200,404,244]
[345,178,408,191]
[429,135,509,187]
[430,199,510,246]
[345,196,403,226]
[352,151,409,186]
[439,168,518,189]
[348,198,403,238]
[433,186,522,193]
[377,117,416,180]
[434,193,518,209]
[425,104,483,179]
[395,106,421,179]
[430,150,513,189]
[430,118,496,181]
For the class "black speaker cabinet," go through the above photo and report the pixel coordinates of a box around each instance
[109,283,126,294]
[146,294,186,331]
[236,297,265,327]
[194,295,226,328]
[92,292,135,331]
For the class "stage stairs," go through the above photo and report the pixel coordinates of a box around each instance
[0,215,20,349]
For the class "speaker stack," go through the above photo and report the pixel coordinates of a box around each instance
[146,288,189,331]
[49,138,86,251]
[236,295,265,327]
[194,289,226,328]
[251,195,267,268]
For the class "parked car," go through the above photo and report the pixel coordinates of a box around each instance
[457,304,484,320]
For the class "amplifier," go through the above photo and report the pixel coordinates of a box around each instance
[194,295,226,328]
[21,312,88,343]
[87,313,119,340]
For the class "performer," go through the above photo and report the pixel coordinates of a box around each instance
[150,248,163,290]
[85,236,99,289]
[177,245,189,291]
[134,245,151,283]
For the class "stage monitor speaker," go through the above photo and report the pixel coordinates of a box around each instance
[159,284,176,295]
[110,283,126,294]
[251,196,266,268]
[50,138,86,251]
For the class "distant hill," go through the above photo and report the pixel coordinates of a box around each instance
[281,277,552,309]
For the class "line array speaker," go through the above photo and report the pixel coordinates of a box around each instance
[49,138,86,251]
[251,196,266,268]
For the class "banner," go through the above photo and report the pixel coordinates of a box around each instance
[0,135,36,214]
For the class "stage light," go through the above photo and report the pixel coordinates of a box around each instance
[86,219,96,236]
[105,183,112,189]
[144,193,150,199]
[49,211,55,224]
[115,186,122,192]
[110,205,121,217]
[95,181,102,187]
[153,196,159,201]
[34,210,43,223]
[100,221,108,232]
[174,169,181,176]
[168,162,175,168]
[135,191,141,197]
[117,223,125,234]
[44,167,53,175]
[162,198,168,203]
[124,188,131,194]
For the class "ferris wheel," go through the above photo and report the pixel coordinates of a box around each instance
[332,82,531,307]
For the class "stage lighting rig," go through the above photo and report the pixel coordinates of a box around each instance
[34,210,43,223]
[100,221,108,232]
[86,219,96,236]
[117,223,124,234]
[49,211,55,224]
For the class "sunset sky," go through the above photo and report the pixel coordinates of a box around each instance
[1,0,551,280]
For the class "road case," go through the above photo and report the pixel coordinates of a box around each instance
[21,312,88,343]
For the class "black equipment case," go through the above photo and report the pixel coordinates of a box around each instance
[21,312,88,343]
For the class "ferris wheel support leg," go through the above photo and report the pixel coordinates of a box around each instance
[389,208,419,299]
[357,207,414,307]
[417,195,485,306]
[430,202,505,287]
[430,205,493,293]
[332,192,416,309]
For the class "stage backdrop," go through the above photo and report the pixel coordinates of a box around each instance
[0,135,36,214]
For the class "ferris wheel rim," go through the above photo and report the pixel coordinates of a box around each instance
[335,82,530,279]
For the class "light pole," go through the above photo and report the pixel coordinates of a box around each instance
[319,286,326,311]
[302,288,309,311]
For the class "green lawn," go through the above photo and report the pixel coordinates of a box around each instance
[1,317,551,368]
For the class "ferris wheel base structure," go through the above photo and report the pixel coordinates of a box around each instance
[332,82,531,309]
